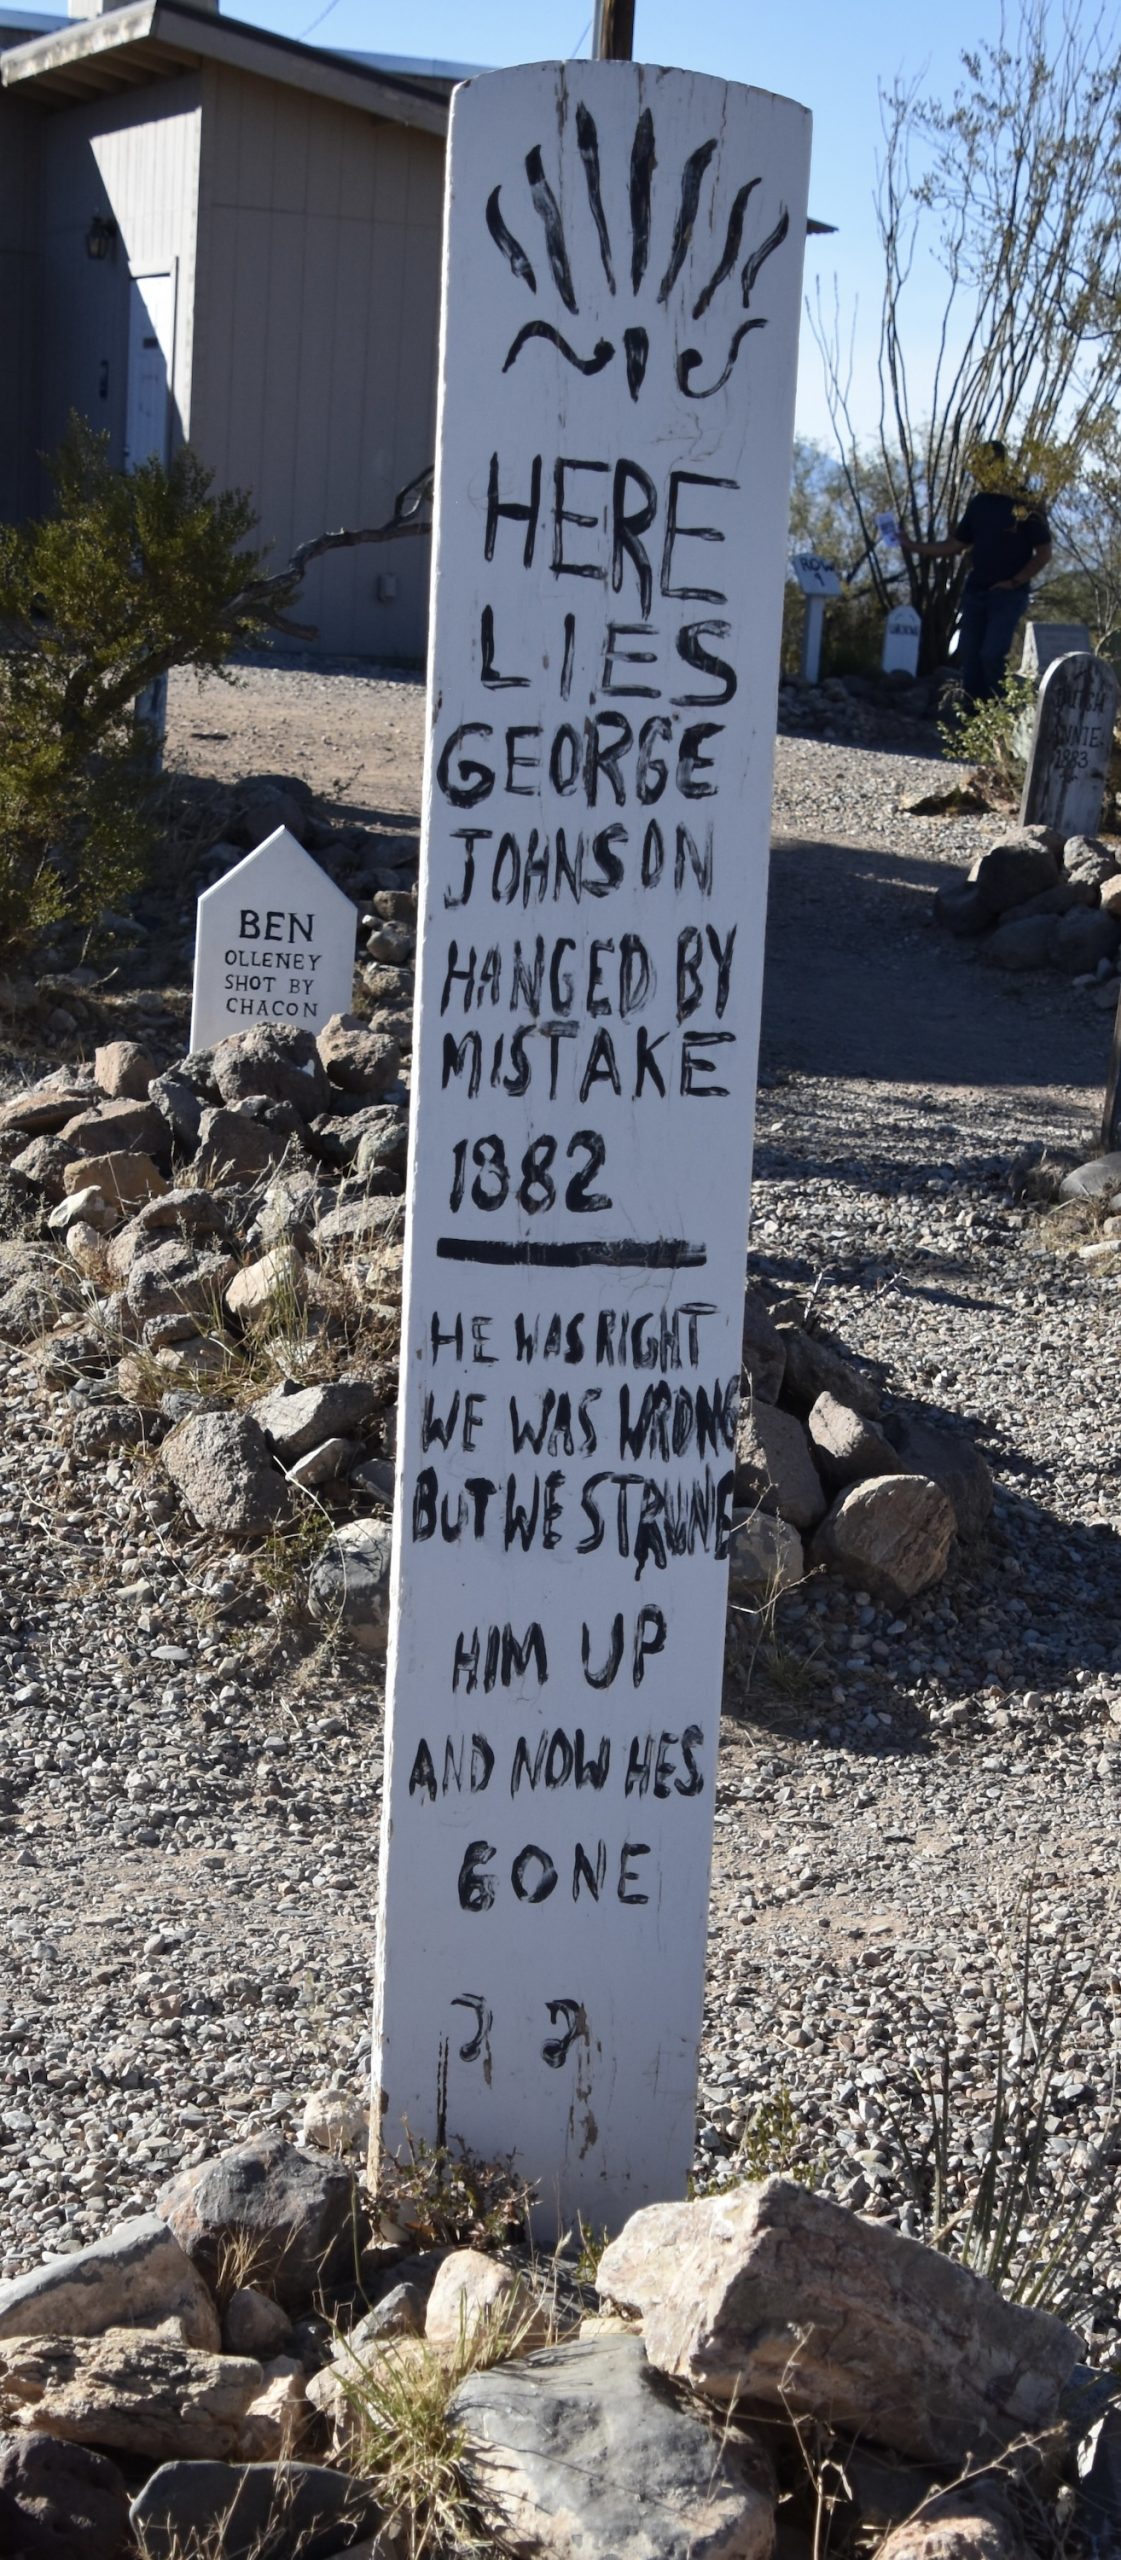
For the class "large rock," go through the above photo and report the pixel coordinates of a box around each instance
[194,1109,298,1189]
[156,2137,357,2314]
[0,2215,219,2351]
[450,2333,776,2560]
[726,1512,803,1605]
[129,2459,383,2560]
[733,1401,826,1530]
[1065,832,1119,884]
[1054,906,1121,972]
[63,1152,167,1211]
[125,1241,237,1325]
[741,1286,785,1404]
[92,1040,156,1102]
[877,2491,1020,2560]
[810,1474,955,1604]
[316,1015,401,1098]
[775,1322,881,1417]
[808,1392,896,1491]
[0,2434,131,2560]
[252,1378,383,1462]
[211,1026,330,1116]
[596,2178,1079,2467]
[58,1097,169,1161]
[979,915,1056,971]
[967,837,1061,915]
[9,1134,85,1200]
[881,1414,993,1541]
[0,2329,262,2461]
[932,885,990,938]
[0,1072,94,1136]
[1058,1151,1121,1201]
[148,1071,204,1153]
[0,1246,67,1344]
[160,1411,290,1535]
[106,1188,233,1282]
[307,1519,393,1648]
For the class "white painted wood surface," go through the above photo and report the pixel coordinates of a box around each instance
[1019,654,1120,840]
[374,59,811,2234]
[189,827,357,1052]
[882,604,921,676]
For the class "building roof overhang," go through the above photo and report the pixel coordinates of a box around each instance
[0,0,450,130]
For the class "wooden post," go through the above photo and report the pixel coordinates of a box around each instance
[372,58,811,2238]
[1103,986,1121,1153]
[593,0,635,58]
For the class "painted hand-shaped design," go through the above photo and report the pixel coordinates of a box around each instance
[486,103,790,401]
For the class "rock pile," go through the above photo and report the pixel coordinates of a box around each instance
[0,1012,992,1636]
[0,2144,1112,2559]
[0,1014,413,1645]
[730,1286,992,1612]
[934,826,1121,1003]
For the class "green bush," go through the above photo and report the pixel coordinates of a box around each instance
[0,422,277,947]
[938,668,1037,799]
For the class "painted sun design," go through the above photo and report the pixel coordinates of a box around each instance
[485,103,790,401]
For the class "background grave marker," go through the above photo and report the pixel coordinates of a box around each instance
[1019,653,1119,842]
[791,551,841,683]
[373,58,811,2233]
[189,826,358,1052]
[882,604,921,677]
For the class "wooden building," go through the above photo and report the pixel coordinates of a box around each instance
[0,2,453,658]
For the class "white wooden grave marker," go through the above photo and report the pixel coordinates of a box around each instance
[1019,654,1119,841]
[373,59,811,2234]
[882,604,921,677]
[189,827,358,1053]
[790,551,840,683]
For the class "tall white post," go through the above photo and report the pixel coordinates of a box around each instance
[373,58,811,2236]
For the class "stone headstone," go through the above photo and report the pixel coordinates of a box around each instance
[1019,654,1119,840]
[189,828,357,1052]
[372,59,811,2234]
[1019,621,1091,679]
[882,604,921,676]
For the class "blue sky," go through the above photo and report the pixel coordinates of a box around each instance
[22,0,1017,450]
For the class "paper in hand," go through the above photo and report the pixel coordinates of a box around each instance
[875,511,901,549]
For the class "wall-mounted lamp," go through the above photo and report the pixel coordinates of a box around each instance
[85,215,117,261]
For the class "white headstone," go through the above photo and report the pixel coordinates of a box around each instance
[1019,621,1092,680]
[882,604,921,676]
[1019,653,1120,840]
[373,58,811,2235]
[189,828,358,1053]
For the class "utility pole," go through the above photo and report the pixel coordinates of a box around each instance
[593,0,635,58]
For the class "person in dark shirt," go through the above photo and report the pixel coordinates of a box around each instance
[900,441,1052,709]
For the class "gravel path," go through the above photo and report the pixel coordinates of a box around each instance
[2,666,1118,2344]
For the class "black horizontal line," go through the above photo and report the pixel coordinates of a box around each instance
[435,1237,707,1270]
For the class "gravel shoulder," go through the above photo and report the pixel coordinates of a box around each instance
[1,666,1118,2340]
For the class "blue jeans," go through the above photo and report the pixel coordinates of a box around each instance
[957,585,1027,707]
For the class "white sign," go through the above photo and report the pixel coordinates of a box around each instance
[874,511,901,550]
[882,604,921,676]
[790,550,841,596]
[373,58,811,2235]
[189,828,358,1052]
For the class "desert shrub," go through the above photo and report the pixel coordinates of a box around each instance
[0,420,277,946]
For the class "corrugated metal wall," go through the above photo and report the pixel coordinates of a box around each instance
[36,76,201,493]
[190,67,443,662]
[0,93,42,521]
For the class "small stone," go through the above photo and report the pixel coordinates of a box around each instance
[226,1247,306,1323]
[967,837,1061,913]
[1057,1152,1121,1201]
[93,1041,157,1102]
[222,2287,291,2359]
[877,2491,1020,2559]
[58,1097,170,1161]
[726,1512,804,1604]
[300,2090,370,2153]
[347,2284,425,2344]
[236,2354,309,2462]
[775,1323,881,1416]
[0,2213,220,2351]
[211,1025,330,1116]
[126,1243,237,1326]
[979,915,1056,971]
[307,1519,393,1648]
[1053,907,1121,972]
[157,2136,358,2314]
[128,2459,383,2560]
[194,1109,296,1189]
[0,2326,263,2462]
[252,1378,384,1462]
[63,1153,167,1210]
[0,2434,131,2560]
[881,1414,993,1540]
[424,2250,553,2355]
[0,1071,94,1136]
